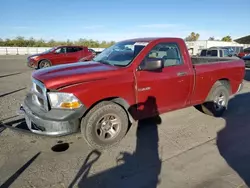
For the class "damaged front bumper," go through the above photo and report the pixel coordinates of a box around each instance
[14,95,86,136]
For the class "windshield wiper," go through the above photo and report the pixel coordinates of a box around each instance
[97,60,125,67]
[113,64,125,67]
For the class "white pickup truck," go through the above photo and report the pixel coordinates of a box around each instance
[200,47,239,58]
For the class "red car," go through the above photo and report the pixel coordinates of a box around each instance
[238,47,250,58]
[27,46,95,69]
[18,37,244,149]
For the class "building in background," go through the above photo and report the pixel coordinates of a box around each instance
[235,35,250,44]
[186,38,250,56]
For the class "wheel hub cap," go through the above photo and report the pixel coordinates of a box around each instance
[96,114,121,141]
[214,92,226,110]
[101,121,112,131]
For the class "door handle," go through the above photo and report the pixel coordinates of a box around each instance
[177,72,187,76]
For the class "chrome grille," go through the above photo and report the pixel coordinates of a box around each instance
[31,78,48,111]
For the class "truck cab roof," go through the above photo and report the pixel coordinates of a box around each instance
[120,37,184,43]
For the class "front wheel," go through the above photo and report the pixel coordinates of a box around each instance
[200,81,230,117]
[81,101,129,150]
[38,60,51,69]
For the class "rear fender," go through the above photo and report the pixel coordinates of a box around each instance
[204,79,231,102]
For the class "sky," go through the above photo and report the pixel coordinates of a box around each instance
[0,0,249,42]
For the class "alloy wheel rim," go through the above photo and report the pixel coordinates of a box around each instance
[43,62,50,67]
[213,92,226,111]
[95,114,121,141]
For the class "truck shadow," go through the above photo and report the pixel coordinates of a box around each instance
[1,118,30,136]
[0,122,5,134]
[69,96,162,188]
[0,72,22,78]
[217,92,250,186]
[3,118,29,130]
[0,87,26,98]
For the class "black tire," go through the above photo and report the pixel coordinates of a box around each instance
[200,81,230,117]
[38,60,51,69]
[81,101,129,150]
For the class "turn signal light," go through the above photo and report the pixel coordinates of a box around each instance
[60,101,81,109]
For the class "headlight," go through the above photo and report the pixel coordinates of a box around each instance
[30,56,39,59]
[47,92,82,109]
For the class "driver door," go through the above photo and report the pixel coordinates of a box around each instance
[135,42,192,118]
[53,47,67,65]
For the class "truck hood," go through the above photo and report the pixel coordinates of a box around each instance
[32,61,120,89]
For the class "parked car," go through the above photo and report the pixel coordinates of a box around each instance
[209,46,244,56]
[208,46,234,56]
[16,37,245,149]
[242,54,250,67]
[199,47,238,58]
[87,49,97,56]
[27,46,95,69]
[225,46,243,56]
[238,47,250,58]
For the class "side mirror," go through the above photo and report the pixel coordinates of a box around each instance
[139,58,164,71]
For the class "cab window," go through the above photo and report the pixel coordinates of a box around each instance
[66,47,80,53]
[55,47,66,54]
[146,43,183,67]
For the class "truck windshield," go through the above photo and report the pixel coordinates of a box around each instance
[93,41,148,67]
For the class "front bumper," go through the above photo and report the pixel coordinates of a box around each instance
[27,59,38,68]
[17,95,86,136]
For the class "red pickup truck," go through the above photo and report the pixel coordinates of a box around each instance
[27,45,95,69]
[19,37,245,149]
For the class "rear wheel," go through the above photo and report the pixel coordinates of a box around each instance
[81,101,129,150]
[38,60,51,69]
[200,81,230,117]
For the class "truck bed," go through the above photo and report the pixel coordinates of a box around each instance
[189,57,245,106]
[191,56,240,65]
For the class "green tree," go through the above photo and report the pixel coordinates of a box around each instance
[0,38,3,46]
[27,37,35,47]
[0,36,116,48]
[5,38,13,46]
[185,32,200,41]
[14,36,25,46]
[35,39,46,47]
[221,35,232,42]
[66,39,73,45]
[47,39,57,47]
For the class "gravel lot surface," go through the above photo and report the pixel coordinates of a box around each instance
[0,55,250,188]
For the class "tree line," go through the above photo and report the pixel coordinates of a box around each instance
[0,33,234,48]
[0,36,116,48]
[185,32,233,42]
